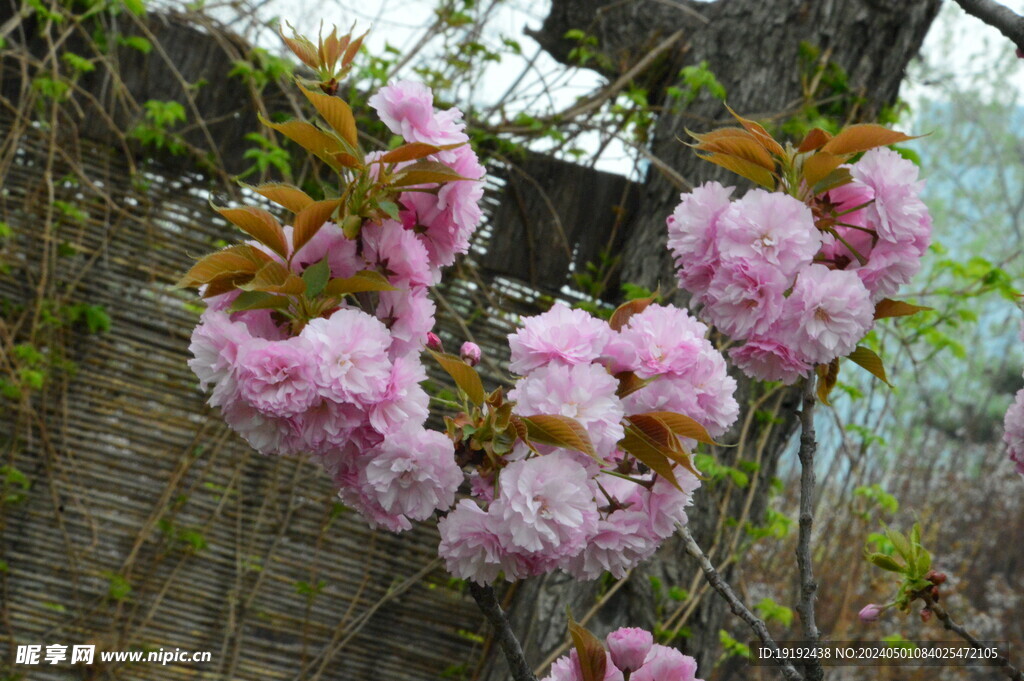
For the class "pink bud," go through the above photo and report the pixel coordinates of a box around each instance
[606,627,653,673]
[460,341,481,367]
[1017,47,1024,59]
[426,332,443,352]
[858,603,882,623]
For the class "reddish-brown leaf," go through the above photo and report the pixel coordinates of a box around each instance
[645,411,718,445]
[697,152,776,189]
[691,135,776,170]
[177,244,267,288]
[847,346,892,387]
[259,114,343,168]
[609,297,653,332]
[815,359,840,406]
[241,261,306,295]
[298,83,359,149]
[322,271,397,296]
[250,183,315,213]
[873,298,932,320]
[391,160,474,187]
[798,128,833,153]
[520,414,597,459]
[380,142,462,164]
[430,350,486,405]
[821,124,916,156]
[567,614,608,681]
[620,425,682,491]
[725,105,786,157]
[802,151,845,189]
[214,206,288,258]
[292,198,342,253]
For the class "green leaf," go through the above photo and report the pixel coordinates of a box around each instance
[847,346,892,387]
[121,0,146,15]
[520,414,597,459]
[866,552,904,573]
[228,291,289,312]
[430,350,486,405]
[322,271,397,296]
[302,257,330,297]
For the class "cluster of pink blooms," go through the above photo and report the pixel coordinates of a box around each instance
[188,81,485,531]
[1002,325,1024,477]
[437,302,738,584]
[542,627,703,681]
[668,148,931,383]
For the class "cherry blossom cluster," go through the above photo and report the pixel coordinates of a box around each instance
[188,80,484,531]
[542,627,703,681]
[1003,325,1024,478]
[437,303,738,584]
[668,148,931,383]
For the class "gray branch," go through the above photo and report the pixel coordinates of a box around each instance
[921,592,1024,681]
[951,0,1024,49]
[679,525,804,681]
[469,582,538,681]
[796,376,824,681]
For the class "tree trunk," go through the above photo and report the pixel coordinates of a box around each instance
[482,0,940,677]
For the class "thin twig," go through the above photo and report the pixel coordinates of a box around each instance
[678,525,803,681]
[468,583,538,681]
[796,376,823,681]
[921,592,1024,681]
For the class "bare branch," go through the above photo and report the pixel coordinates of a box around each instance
[468,583,538,681]
[921,592,1024,681]
[796,376,823,681]
[679,525,804,681]
[951,0,1024,50]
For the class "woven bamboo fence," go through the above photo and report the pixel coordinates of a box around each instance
[0,7,638,680]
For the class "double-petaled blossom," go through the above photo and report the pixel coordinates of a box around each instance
[540,628,702,681]
[668,145,931,382]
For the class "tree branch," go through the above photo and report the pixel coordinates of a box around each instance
[951,0,1024,50]
[679,525,804,681]
[921,592,1024,681]
[796,376,823,681]
[469,582,538,681]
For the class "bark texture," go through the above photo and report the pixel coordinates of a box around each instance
[484,0,941,678]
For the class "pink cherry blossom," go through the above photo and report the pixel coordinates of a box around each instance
[301,308,393,404]
[717,189,821,278]
[235,336,319,417]
[606,627,654,674]
[368,355,430,435]
[850,147,928,244]
[368,80,468,146]
[509,363,625,458]
[666,181,734,297]
[491,452,599,555]
[438,499,527,584]
[778,264,874,365]
[363,427,462,521]
[704,257,788,338]
[729,336,812,385]
[1003,389,1024,477]
[631,645,701,681]
[362,219,434,287]
[607,304,710,379]
[508,302,614,374]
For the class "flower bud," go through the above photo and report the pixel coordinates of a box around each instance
[606,627,653,673]
[858,603,883,623]
[920,607,933,623]
[930,586,940,601]
[460,341,481,367]
[926,570,947,585]
[426,332,443,352]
